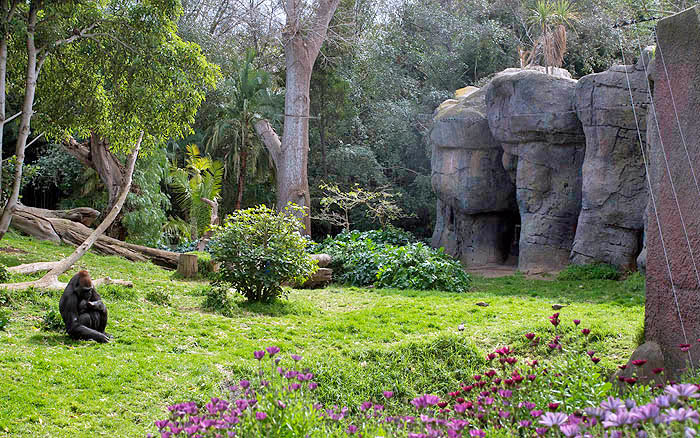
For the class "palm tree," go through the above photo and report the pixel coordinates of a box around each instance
[167,144,223,241]
[206,49,274,211]
[528,0,576,74]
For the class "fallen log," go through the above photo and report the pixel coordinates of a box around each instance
[10,209,179,269]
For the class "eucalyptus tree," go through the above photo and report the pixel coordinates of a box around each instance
[254,0,341,234]
[0,0,218,288]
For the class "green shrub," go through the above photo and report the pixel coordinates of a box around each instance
[41,307,64,331]
[145,287,171,306]
[557,263,620,281]
[0,264,10,283]
[314,226,416,286]
[209,204,317,302]
[375,243,471,292]
[0,308,9,330]
[201,285,237,317]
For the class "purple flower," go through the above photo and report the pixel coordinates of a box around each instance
[600,396,625,412]
[573,319,580,325]
[255,411,267,421]
[539,412,568,427]
[498,389,513,399]
[253,350,265,360]
[383,391,394,399]
[291,354,302,361]
[347,425,358,435]
[469,429,485,437]
[535,428,547,436]
[630,403,660,422]
[308,382,318,390]
[360,401,373,411]
[560,424,579,437]
[265,346,280,357]
[530,410,544,418]
[239,380,250,389]
[277,400,286,409]
[664,408,700,424]
[666,384,700,399]
[602,411,633,428]
[519,420,532,427]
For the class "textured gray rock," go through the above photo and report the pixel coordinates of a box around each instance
[430,87,517,265]
[486,70,585,272]
[570,52,652,269]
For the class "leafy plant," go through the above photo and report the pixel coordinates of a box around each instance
[167,144,223,241]
[0,308,9,331]
[201,285,237,317]
[209,204,318,302]
[557,263,620,281]
[375,243,471,292]
[41,307,64,332]
[0,264,9,283]
[145,287,171,306]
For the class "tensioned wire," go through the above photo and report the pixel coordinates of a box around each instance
[634,27,700,293]
[654,36,700,204]
[616,27,693,370]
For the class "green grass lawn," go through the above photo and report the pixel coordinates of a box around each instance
[0,231,645,438]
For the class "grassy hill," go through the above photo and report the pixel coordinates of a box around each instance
[0,231,644,437]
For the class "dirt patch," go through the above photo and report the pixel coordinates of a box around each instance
[466,263,559,280]
[0,246,28,254]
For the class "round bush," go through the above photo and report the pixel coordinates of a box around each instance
[209,205,317,302]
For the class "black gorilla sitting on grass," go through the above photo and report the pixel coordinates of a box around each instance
[59,270,110,343]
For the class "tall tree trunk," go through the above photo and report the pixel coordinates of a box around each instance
[0,36,7,198]
[235,120,248,210]
[39,133,142,285]
[0,5,39,240]
[278,53,313,232]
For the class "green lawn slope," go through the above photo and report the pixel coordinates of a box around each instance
[0,231,644,438]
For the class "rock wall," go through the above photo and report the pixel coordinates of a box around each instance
[430,61,651,272]
[486,69,585,273]
[571,50,652,270]
[644,5,700,376]
[431,87,517,266]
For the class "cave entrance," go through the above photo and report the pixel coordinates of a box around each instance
[502,212,520,267]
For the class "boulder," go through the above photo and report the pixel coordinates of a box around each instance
[486,69,585,272]
[570,51,652,269]
[612,341,666,388]
[430,87,517,265]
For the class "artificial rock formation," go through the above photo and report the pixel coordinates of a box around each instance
[431,87,517,266]
[643,5,700,376]
[486,68,585,273]
[431,60,656,273]
[571,50,652,270]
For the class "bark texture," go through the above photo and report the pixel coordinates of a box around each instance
[253,0,340,234]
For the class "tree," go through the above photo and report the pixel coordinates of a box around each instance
[528,0,577,74]
[168,144,223,242]
[206,50,272,211]
[255,0,341,235]
[0,0,219,288]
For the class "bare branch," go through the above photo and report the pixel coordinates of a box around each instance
[0,111,21,126]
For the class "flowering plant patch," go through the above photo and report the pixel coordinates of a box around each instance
[151,316,700,437]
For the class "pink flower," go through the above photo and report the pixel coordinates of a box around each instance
[265,346,280,357]
[653,368,665,374]
[383,391,394,399]
[573,319,580,326]
[631,359,647,367]
[525,333,536,340]
[255,411,267,421]
[581,328,591,336]
[591,357,601,364]
[548,402,560,411]
[253,350,265,360]
[680,344,692,352]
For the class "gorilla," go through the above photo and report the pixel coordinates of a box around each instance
[59,270,110,343]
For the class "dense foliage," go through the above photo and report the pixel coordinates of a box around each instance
[315,227,470,292]
[209,205,317,302]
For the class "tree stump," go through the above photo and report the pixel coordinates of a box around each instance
[177,254,198,278]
